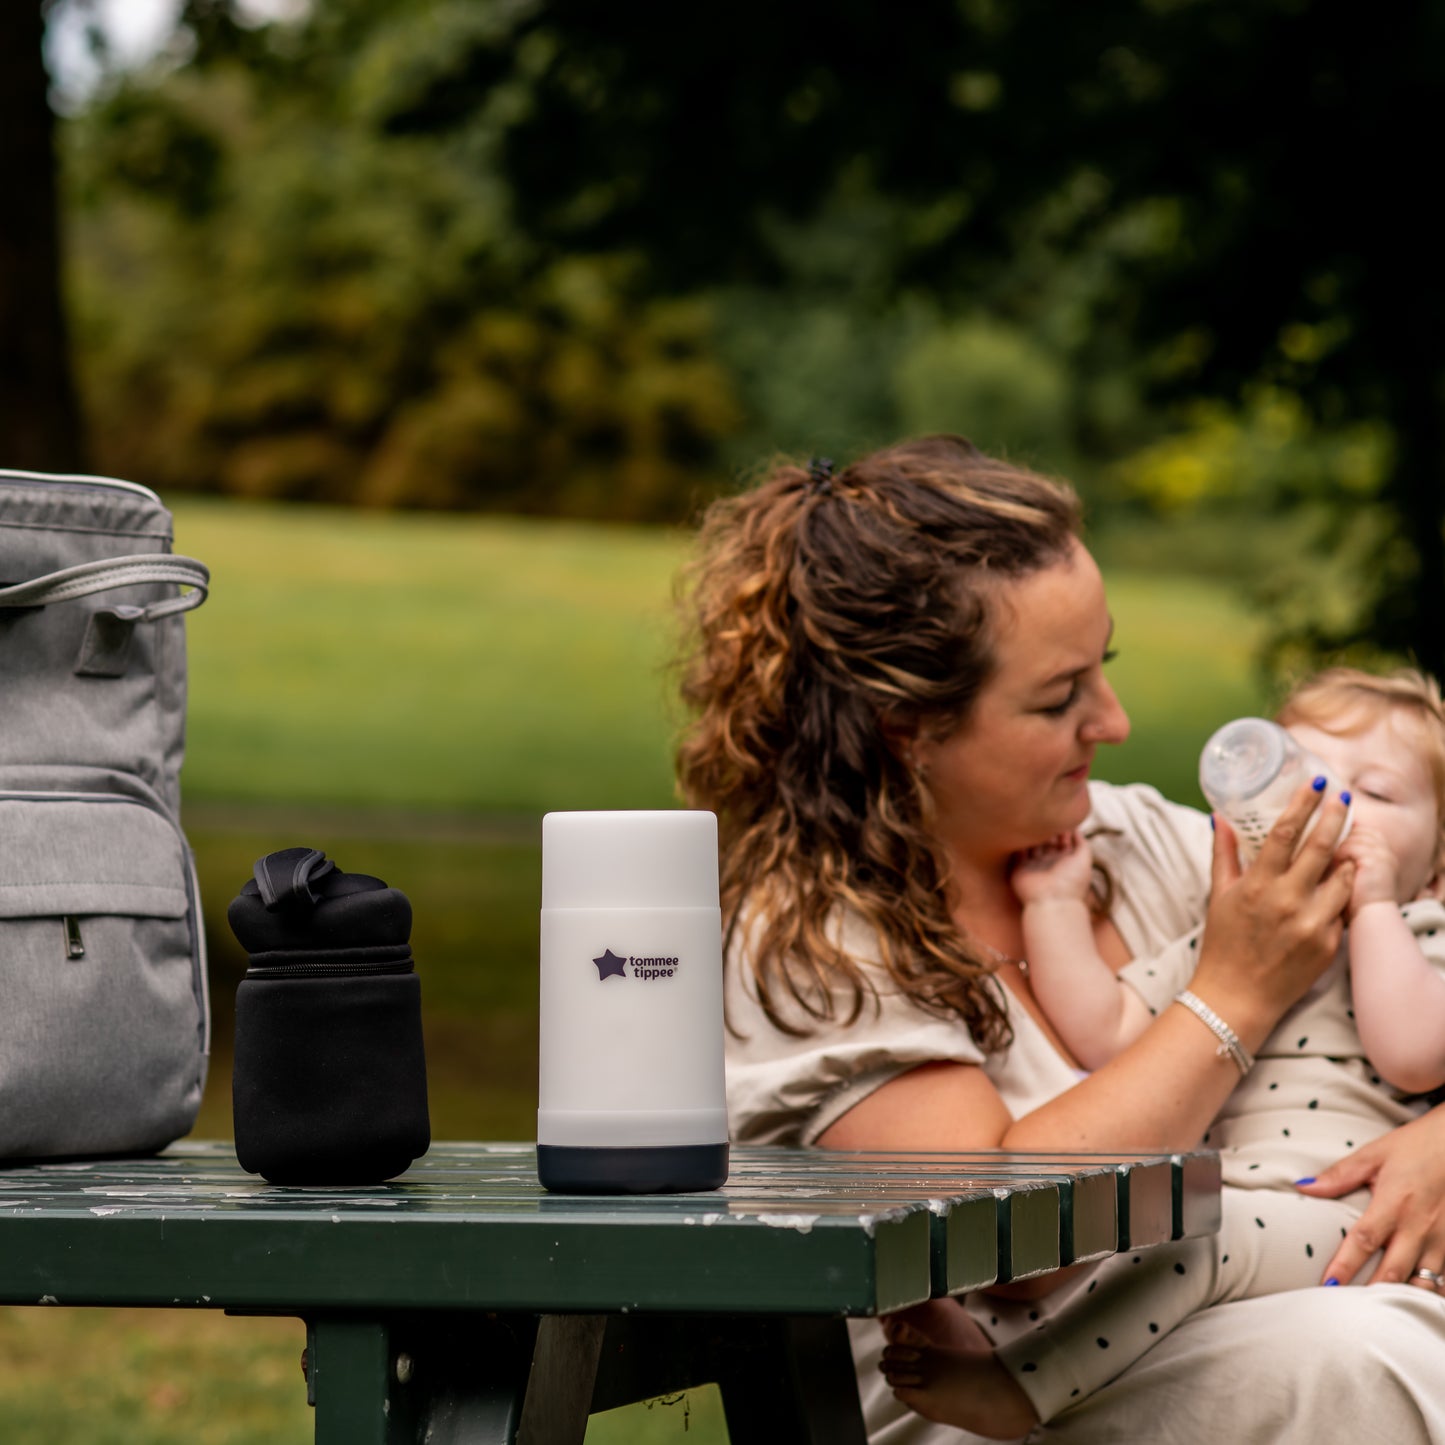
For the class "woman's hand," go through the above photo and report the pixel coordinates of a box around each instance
[1298,1108,1445,1290]
[1188,782,1355,1049]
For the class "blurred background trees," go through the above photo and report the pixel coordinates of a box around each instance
[13,0,1445,673]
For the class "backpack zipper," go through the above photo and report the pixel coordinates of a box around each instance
[63,915,85,959]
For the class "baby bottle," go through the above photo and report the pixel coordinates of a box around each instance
[1198,717,1352,862]
[536,809,729,1194]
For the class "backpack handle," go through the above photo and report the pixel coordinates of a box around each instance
[0,554,209,620]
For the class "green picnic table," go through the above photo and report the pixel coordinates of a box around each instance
[0,1141,1220,1443]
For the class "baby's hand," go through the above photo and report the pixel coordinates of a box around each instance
[1011,832,1094,905]
[1336,825,1400,914]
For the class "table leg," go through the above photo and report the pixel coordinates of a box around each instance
[516,1315,607,1445]
[305,1314,537,1445]
[589,1314,867,1445]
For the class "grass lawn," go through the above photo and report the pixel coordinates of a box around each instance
[2,497,1270,1442]
[0,1307,725,1444]
[174,498,687,814]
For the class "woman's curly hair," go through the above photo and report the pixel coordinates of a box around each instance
[674,434,1082,1053]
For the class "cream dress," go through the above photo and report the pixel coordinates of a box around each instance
[725,782,1445,1444]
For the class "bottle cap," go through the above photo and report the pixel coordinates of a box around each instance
[1199,717,1291,808]
[542,810,720,910]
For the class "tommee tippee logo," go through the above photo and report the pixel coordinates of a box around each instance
[591,949,680,981]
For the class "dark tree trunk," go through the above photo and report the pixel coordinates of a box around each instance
[0,3,86,472]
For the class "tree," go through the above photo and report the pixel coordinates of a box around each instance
[60,0,743,520]
[0,1,86,471]
[467,0,1445,675]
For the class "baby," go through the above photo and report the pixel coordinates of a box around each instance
[881,666,1445,1438]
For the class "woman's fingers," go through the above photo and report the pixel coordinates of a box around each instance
[1298,1138,1381,1201]
[1298,1141,1383,1286]
[1288,790,1353,884]
[1302,1121,1445,1287]
[1248,778,1325,872]
[1196,795,1353,1020]
[1255,780,1350,888]
[1209,813,1242,890]
[1331,1201,1424,1287]
[1297,848,1355,945]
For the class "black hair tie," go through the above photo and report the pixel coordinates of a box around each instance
[807,456,836,495]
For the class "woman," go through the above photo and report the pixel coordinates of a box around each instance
[674,435,1445,1442]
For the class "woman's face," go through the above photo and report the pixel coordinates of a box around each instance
[916,539,1129,863]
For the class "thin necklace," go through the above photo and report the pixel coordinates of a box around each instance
[977,940,1028,975]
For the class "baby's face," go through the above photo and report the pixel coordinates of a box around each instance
[1289,714,1441,902]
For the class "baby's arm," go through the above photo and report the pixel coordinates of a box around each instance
[1345,827,1445,1094]
[1014,833,1155,1070]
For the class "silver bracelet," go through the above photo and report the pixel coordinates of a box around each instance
[1175,989,1254,1077]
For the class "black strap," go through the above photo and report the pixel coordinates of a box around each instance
[254,847,337,913]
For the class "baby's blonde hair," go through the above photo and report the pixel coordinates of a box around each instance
[1277,666,1445,877]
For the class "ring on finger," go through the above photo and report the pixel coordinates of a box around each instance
[1412,1267,1445,1287]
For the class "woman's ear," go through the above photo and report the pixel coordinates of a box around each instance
[879,712,911,754]
[881,713,931,780]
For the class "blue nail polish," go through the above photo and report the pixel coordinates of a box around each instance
[1340,790,1352,806]
[1324,1277,1340,1286]
[1295,1177,1316,1186]
[1312,776,1327,792]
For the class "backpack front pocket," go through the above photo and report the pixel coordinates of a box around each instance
[0,791,208,1159]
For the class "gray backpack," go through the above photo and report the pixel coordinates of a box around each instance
[0,469,211,1159]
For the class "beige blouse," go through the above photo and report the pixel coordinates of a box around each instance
[724,781,1215,1142]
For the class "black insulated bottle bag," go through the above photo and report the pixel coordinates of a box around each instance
[228,846,430,1186]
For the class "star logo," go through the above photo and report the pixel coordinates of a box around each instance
[592,949,627,981]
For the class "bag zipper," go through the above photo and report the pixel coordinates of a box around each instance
[247,959,415,979]
[2,791,200,1010]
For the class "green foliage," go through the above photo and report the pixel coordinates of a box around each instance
[893,316,1074,474]
[61,4,740,521]
[466,0,1445,674]
[1107,387,1410,672]
[1115,388,1389,514]
[54,0,1445,673]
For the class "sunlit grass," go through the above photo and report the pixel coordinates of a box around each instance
[175,498,687,814]
[0,1309,310,1445]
